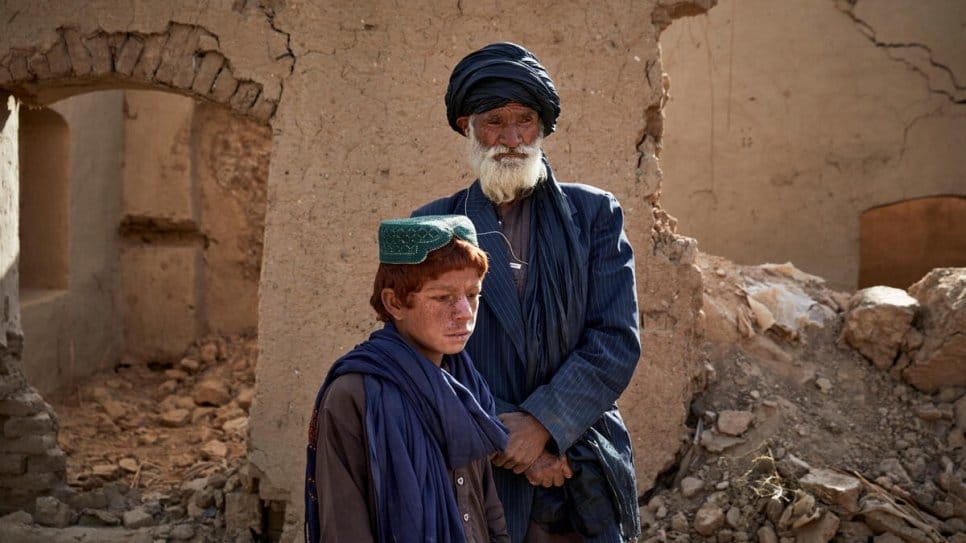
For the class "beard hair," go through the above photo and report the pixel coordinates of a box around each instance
[467,121,546,204]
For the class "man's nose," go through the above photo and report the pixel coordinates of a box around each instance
[499,124,524,148]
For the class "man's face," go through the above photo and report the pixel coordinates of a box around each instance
[458,102,546,204]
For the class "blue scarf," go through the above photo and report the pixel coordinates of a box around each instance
[305,323,508,542]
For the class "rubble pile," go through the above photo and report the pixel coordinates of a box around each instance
[640,260,966,543]
[0,334,262,542]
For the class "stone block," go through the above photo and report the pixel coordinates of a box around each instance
[191,52,224,95]
[62,28,92,76]
[27,53,50,79]
[0,470,60,491]
[83,34,112,75]
[156,25,201,86]
[122,507,153,528]
[46,40,72,77]
[34,495,71,528]
[0,434,56,455]
[115,36,144,76]
[799,468,861,514]
[0,453,25,475]
[229,81,261,112]
[4,412,56,437]
[903,269,966,392]
[841,286,918,370]
[132,34,165,79]
[7,52,30,81]
[27,447,66,474]
[211,68,239,103]
[0,390,45,416]
[249,95,277,123]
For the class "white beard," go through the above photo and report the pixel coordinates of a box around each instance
[467,123,546,204]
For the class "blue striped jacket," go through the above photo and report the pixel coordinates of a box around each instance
[414,179,641,542]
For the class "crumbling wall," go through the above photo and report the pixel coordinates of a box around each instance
[0,94,66,513]
[659,0,966,291]
[0,1,711,536]
[20,91,124,397]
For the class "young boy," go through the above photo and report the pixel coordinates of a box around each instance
[305,215,510,543]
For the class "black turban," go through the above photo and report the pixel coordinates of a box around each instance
[445,42,560,137]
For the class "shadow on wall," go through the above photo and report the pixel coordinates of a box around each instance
[859,195,966,289]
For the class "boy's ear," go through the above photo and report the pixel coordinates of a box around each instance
[381,288,403,320]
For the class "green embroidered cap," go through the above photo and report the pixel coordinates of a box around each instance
[378,215,479,264]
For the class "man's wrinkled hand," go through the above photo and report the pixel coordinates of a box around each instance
[525,452,572,488]
[492,412,551,474]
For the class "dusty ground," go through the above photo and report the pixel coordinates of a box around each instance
[25,255,966,542]
[41,333,260,541]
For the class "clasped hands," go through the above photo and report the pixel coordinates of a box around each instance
[492,412,572,488]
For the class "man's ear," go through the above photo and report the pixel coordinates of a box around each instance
[381,288,404,320]
[456,116,470,137]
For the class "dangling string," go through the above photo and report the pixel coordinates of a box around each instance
[461,188,529,266]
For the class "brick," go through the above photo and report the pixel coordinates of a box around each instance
[249,95,277,123]
[27,448,66,474]
[229,81,260,112]
[62,28,92,75]
[7,53,30,81]
[132,34,166,80]
[46,39,71,77]
[4,412,56,438]
[210,67,238,103]
[155,24,201,85]
[83,34,112,75]
[27,53,51,79]
[191,52,224,95]
[0,471,61,491]
[0,434,56,455]
[0,453,26,475]
[114,36,144,76]
[0,390,44,416]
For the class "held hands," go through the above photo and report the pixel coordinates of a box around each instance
[492,412,551,474]
[524,452,572,488]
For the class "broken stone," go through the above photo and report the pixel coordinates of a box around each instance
[815,377,833,393]
[799,468,862,514]
[170,523,195,540]
[680,476,704,498]
[903,269,966,392]
[178,357,201,373]
[693,501,725,536]
[34,495,72,528]
[792,510,840,543]
[841,286,918,370]
[746,294,776,331]
[122,507,154,528]
[700,429,745,452]
[200,343,219,364]
[236,386,255,410]
[202,439,228,459]
[222,416,248,436]
[92,463,120,480]
[717,410,754,436]
[194,379,231,406]
[757,525,778,543]
[77,508,121,527]
[670,511,689,533]
[863,509,932,543]
[164,368,190,381]
[119,458,139,473]
[160,408,191,427]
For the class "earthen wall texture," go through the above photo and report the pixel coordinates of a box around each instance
[20,91,125,397]
[0,1,711,535]
[659,0,966,291]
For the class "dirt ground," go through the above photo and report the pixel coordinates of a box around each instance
[40,255,966,542]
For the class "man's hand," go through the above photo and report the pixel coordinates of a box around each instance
[492,412,551,474]
[525,452,572,488]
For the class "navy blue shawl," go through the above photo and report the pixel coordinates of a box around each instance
[305,323,508,542]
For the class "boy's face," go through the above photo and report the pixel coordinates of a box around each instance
[384,267,483,365]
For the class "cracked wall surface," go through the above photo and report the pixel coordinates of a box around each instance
[0,1,713,537]
[659,0,966,291]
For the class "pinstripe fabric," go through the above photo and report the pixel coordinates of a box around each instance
[414,179,641,543]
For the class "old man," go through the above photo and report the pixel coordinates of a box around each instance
[414,42,642,543]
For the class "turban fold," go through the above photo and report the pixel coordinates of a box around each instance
[445,42,560,136]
